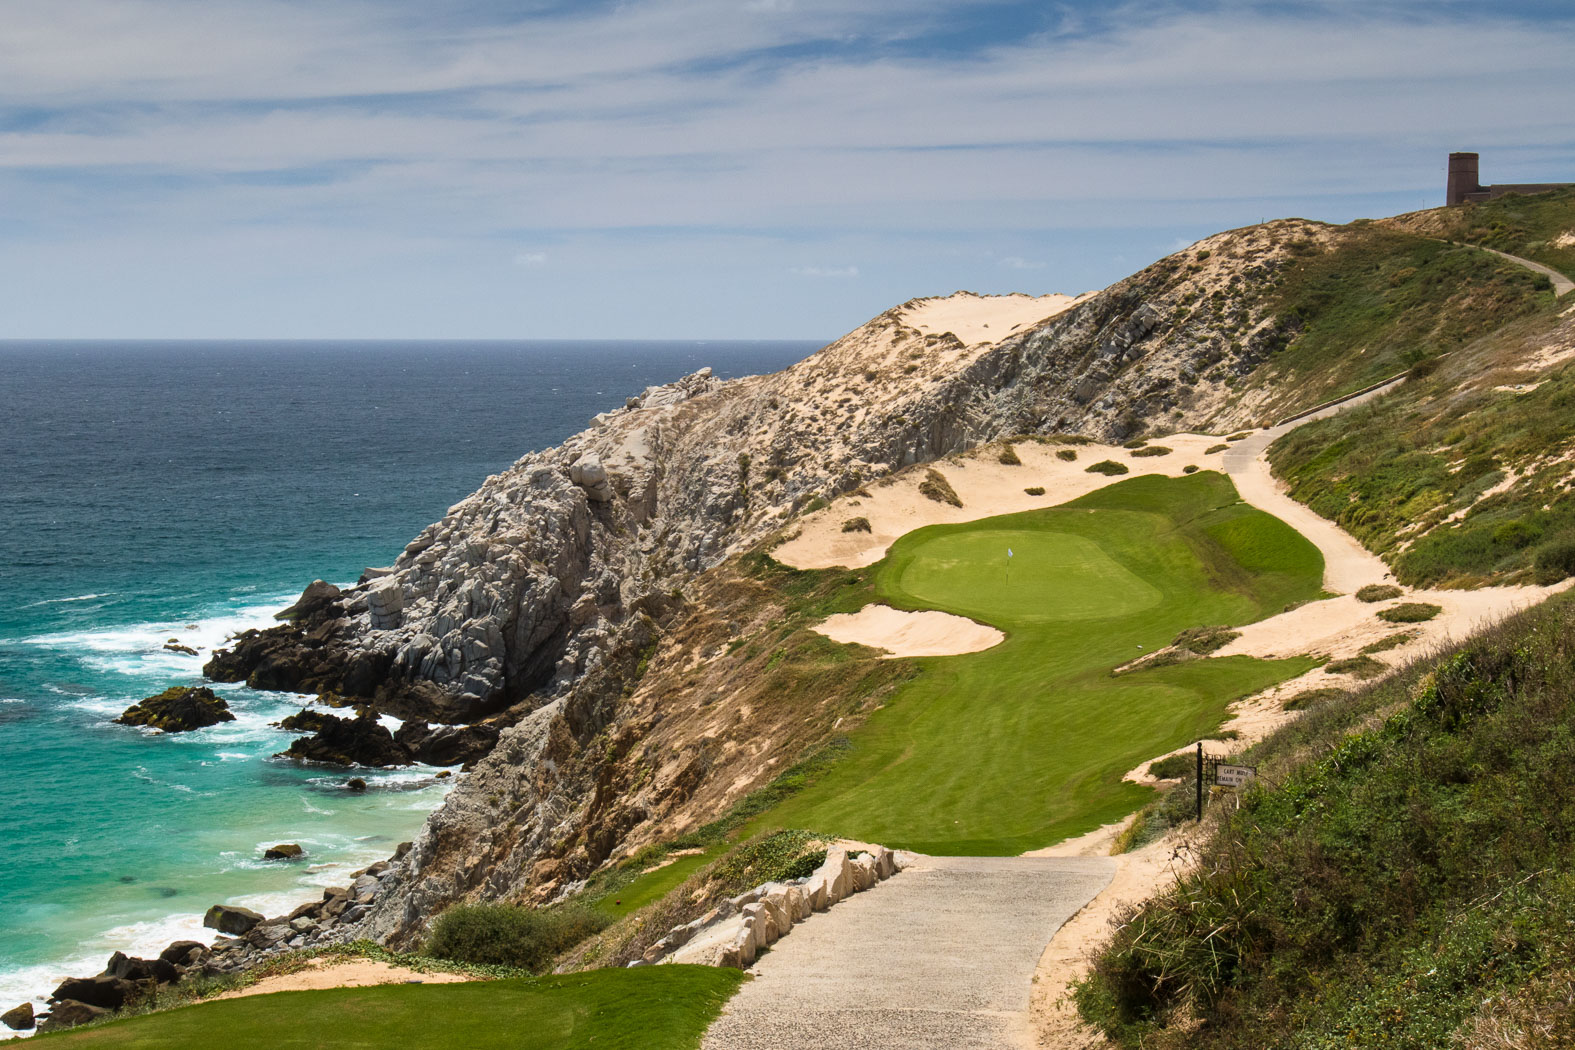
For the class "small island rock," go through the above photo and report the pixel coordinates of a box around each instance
[263,843,304,860]
[276,710,409,767]
[1,1003,34,1031]
[115,687,235,732]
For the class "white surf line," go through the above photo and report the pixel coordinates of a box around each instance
[1221,380,1404,595]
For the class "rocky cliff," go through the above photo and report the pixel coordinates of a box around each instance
[209,217,1348,946]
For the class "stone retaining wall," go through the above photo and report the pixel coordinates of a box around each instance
[632,844,910,970]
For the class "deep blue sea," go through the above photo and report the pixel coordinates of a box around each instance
[0,339,816,1015]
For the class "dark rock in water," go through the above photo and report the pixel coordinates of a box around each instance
[274,580,342,623]
[163,640,199,656]
[264,843,304,860]
[115,686,235,732]
[277,711,410,767]
[346,777,368,792]
[1,1002,34,1031]
[156,887,179,898]
[275,707,333,733]
[50,975,142,1010]
[435,769,452,779]
[394,720,500,766]
[118,875,136,883]
[203,904,264,935]
[36,999,110,1033]
[159,941,209,967]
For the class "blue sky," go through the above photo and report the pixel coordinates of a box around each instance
[1,0,1572,339]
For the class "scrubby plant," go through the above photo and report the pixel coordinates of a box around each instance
[1182,465,1199,474]
[1361,631,1413,654]
[918,469,962,507]
[1226,431,1251,441]
[1086,460,1130,476]
[1172,625,1240,655]
[841,517,871,533]
[425,903,610,972]
[1281,687,1348,711]
[1056,449,1078,462]
[998,445,1022,466]
[1378,601,1442,623]
[1024,486,1046,496]
[1325,654,1385,679]
[1147,753,1195,780]
[1122,438,1149,449]
[1131,446,1173,458]
[1534,534,1575,584]
[1355,583,1403,602]
[1205,443,1229,454]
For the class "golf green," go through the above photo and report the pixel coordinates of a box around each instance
[758,471,1323,854]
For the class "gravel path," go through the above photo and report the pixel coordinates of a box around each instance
[701,855,1114,1050]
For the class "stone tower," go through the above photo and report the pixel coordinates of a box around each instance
[1447,152,1481,206]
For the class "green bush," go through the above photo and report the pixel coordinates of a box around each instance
[1325,654,1385,679]
[1147,753,1195,779]
[841,517,871,533]
[1205,443,1229,455]
[1122,438,1149,449]
[918,468,962,507]
[1172,625,1240,655]
[998,445,1021,465]
[1355,583,1403,602]
[1182,465,1199,474]
[1534,534,1575,584]
[1130,446,1172,458]
[1024,486,1046,496]
[1378,601,1443,623]
[1086,460,1130,476]
[1056,449,1078,462]
[1361,631,1413,654]
[425,903,610,972]
[1226,432,1251,441]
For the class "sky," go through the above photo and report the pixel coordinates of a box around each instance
[2,0,1573,340]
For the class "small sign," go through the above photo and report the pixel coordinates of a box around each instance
[1215,764,1257,788]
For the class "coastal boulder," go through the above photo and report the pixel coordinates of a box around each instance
[49,975,141,1011]
[36,1000,110,1033]
[277,711,410,767]
[101,951,177,985]
[159,941,209,967]
[114,686,235,732]
[393,720,500,766]
[1,1003,34,1031]
[203,904,264,935]
[264,843,305,861]
[275,580,342,623]
[569,453,614,502]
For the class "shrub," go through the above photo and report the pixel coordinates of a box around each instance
[840,517,871,533]
[1534,535,1575,584]
[1282,687,1349,711]
[1205,443,1229,454]
[1122,438,1149,449]
[801,496,828,513]
[1378,602,1443,623]
[1355,583,1402,602]
[1056,449,1078,462]
[1130,446,1172,458]
[1086,460,1130,476]
[1226,431,1251,441]
[918,469,962,507]
[1326,654,1386,679]
[998,445,1021,466]
[1024,486,1046,496]
[425,903,610,972]
[1182,465,1200,474]
[1148,753,1196,779]
[1361,632,1413,654]
[1173,625,1240,655]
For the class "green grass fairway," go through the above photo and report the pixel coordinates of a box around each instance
[760,471,1322,854]
[37,966,744,1050]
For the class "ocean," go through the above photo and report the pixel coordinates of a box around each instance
[0,339,817,1018]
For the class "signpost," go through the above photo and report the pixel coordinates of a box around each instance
[1215,764,1257,789]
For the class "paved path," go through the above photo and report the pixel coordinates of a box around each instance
[702,855,1114,1050]
[1222,380,1402,595]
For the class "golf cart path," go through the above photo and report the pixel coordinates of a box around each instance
[702,855,1114,1050]
[1479,246,1574,298]
[1222,380,1402,595]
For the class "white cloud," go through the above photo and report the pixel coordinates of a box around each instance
[513,251,548,266]
[999,256,1043,270]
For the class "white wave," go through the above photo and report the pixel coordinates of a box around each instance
[301,797,336,816]
[23,592,115,608]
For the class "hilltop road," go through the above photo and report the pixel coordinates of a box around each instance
[701,855,1114,1050]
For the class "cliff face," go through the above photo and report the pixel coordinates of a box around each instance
[213,218,1342,946]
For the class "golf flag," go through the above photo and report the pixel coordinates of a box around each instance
[1007,548,1014,558]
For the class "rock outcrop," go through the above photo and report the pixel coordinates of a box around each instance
[115,686,235,732]
[275,711,409,768]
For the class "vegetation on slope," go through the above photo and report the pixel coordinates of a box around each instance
[1076,593,1575,1049]
[1268,303,1575,586]
[1382,185,1575,280]
[35,966,744,1050]
[752,471,1322,854]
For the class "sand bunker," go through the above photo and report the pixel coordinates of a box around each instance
[215,958,472,1000]
[814,605,1004,658]
[898,292,1093,346]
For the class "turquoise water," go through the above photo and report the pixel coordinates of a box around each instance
[0,340,815,1012]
